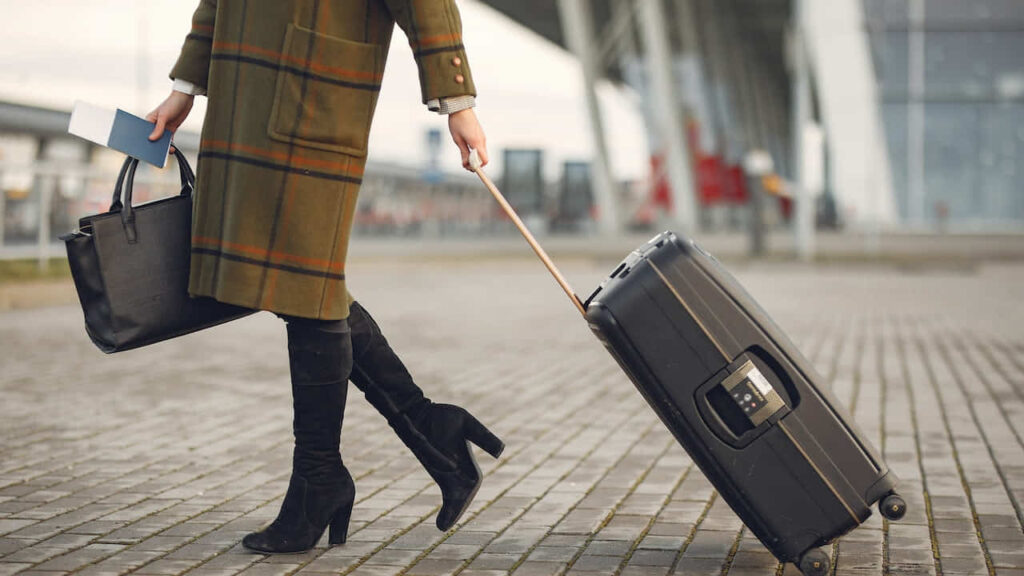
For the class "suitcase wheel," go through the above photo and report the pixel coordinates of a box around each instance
[797,548,830,576]
[879,493,907,521]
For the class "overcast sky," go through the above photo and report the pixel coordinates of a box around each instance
[0,0,648,180]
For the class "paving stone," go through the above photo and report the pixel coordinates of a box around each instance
[638,534,685,551]
[570,553,622,572]
[363,548,421,566]
[682,530,736,559]
[509,561,565,576]
[628,549,677,567]
[328,565,402,576]
[988,539,1024,554]
[3,261,1024,576]
[525,546,578,563]
[932,517,976,532]
[467,553,519,572]
[235,563,302,576]
[295,553,358,573]
[727,550,777,569]
[992,551,1024,569]
[579,540,630,558]
[889,547,936,565]
[405,557,464,575]
[0,538,31,556]
[426,543,481,561]
[938,557,988,573]
[671,556,724,576]
[0,520,37,536]
[620,566,671,576]
[0,545,66,564]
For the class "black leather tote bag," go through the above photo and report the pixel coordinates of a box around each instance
[61,150,254,353]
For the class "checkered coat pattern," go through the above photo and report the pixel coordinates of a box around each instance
[171,0,476,319]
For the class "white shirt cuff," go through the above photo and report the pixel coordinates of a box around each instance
[427,95,476,115]
[172,78,206,96]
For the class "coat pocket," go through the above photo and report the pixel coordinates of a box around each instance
[268,23,384,157]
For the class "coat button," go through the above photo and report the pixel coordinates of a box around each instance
[451,57,462,67]
[455,74,465,84]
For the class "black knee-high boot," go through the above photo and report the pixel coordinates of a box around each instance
[242,316,356,554]
[347,301,505,531]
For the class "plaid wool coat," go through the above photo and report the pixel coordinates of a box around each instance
[171,0,476,319]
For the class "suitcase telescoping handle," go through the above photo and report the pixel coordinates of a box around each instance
[469,149,587,317]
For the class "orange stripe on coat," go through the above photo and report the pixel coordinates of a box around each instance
[200,140,364,176]
[193,236,345,272]
[212,41,383,82]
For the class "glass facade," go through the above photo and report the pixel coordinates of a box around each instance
[864,0,1024,225]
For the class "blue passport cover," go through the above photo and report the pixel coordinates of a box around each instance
[107,109,172,168]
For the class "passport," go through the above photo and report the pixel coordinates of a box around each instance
[68,101,173,168]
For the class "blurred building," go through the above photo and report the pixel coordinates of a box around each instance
[864,0,1024,228]
[3,1,1022,262]
[0,101,499,258]
[481,0,1024,243]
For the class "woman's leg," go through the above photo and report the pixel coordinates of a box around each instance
[347,300,504,531]
[241,315,356,553]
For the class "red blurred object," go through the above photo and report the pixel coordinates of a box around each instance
[779,197,793,219]
[645,121,754,220]
[723,165,748,204]
[687,121,749,206]
[650,153,673,212]
[696,155,724,204]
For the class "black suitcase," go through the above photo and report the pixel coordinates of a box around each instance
[583,231,905,575]
[468,155,906,576]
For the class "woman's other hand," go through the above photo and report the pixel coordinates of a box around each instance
[448,108,488,171]
[146,91,195,152]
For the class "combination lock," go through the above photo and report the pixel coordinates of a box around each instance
[720,360,787,427]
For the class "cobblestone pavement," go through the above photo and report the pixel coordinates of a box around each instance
[1,258,1023,576]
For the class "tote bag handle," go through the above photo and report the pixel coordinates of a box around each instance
[108,147,195,243]
[109,147,195,213]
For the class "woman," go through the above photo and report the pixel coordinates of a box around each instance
[146,0,504,554]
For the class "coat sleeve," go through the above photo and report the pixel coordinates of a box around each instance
[383,0,477,104]
[169,0,217,91]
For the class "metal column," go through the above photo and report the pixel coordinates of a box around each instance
[791,0,815,260]
[33,139,52,272]
[0,168,5,252]
[36,176,53,272]
[557,0,620,235]
[638,0,698,233]
[907,0,926,225]
[721,0,768,255]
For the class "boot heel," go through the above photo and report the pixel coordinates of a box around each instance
[465,415,505,459]
[328,500,353,545]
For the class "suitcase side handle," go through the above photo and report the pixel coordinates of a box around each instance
[469,149,587,317]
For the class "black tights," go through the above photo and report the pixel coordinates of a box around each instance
[276,313,353,387]
[276,313,352,484]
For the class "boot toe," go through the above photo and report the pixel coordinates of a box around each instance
[436,499,468,531]
[241,526,306,554]
[242,530,275,553]
[435,475,483,531]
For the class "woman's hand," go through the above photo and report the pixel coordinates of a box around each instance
[448,108,488,171]
[146,91,195,152]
